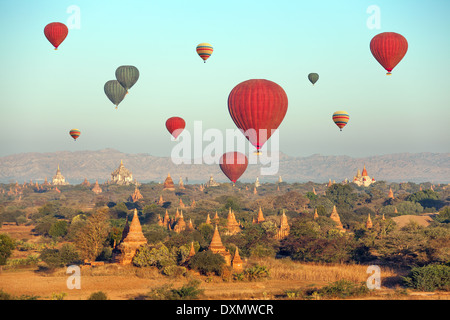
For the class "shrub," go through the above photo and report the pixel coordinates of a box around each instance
[403,264,450,291]
[88,291,108,300]
[162,265,187,277]
[145,280,204,300]
[243,265,270,281]
[188,250,225,275]
[312,280,369,299]
[133,242,176,269]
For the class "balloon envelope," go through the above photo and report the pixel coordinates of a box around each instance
[219,152,248,183]
[308,73,319,85]
[69,129,81,141]
[115,66,139,92]
[370,32,408,75]
[228,79,288,151]
[166,117,186,139]
[44,22,68,50]
[196,43,213,63]
[332,111,349,131]
[104,80,127,108]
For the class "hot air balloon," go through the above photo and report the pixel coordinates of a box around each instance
[166,117,186,139]
[228,79,288,154]
[332,111,349,131]
[196,43,213,63]
[308,73,319,85]
[370,32,408,75]
[115,66,139,93]
[219,152,248,184]
[104,80,127,109]
[69,129,81,141]
[44,22,69,50]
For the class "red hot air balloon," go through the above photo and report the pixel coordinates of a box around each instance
[219,152,248,184]
[228,79,288,154]
[44,22,69,50]
[165,117,186,139]
[370,32,408,75]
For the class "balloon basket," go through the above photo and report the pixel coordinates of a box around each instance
[386,72,392,76]
[253,151,262,155]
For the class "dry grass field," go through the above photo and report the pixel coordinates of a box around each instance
[1,224,449,300]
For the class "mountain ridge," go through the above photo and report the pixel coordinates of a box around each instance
[0,149,448,184]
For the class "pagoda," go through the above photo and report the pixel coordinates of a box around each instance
[252,207,265,224]
[232,247,243,272]
[366,214,373,229]
[388,187,394,199]
[111,160,133,185]
[157,195,164,205]
[92,180,102,194]
[225,208,241,235]
[352,165,375,187]
[81,178,90,187]
[275,210,290,240]
[129,185,143,202]
[163,173,175,191]
[173,211,186,233]
[206,175,220,187]
[313,208,319,220]
[179,176,185,189]
[208,225,231,266]
[112,209,148,265]
[52,165,69,185]
[330,206,345,231]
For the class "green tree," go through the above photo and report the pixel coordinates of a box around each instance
[133,242,176,269]
[0,234,15,272]
[188,250,225,275]
[48,220,69,239]
[326,184,357,209]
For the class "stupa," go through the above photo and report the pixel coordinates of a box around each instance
[252,207,265,224]
[366,214,373,229]
[206,175,220,187]
[113,209,148,265]
[208,225,231,266]
[129,185,143,202]
[179,176,185,189]
[163,173,175,191]
[232,247,243,272]
[92,180,102,194]
[52,165,69,185]
[225,208,241,235]
[111,160,133,185]
[275,210,290,240]
[330,206,345,231]
[81,178,90,187]
[388,187,394,199]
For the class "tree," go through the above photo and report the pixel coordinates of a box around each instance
[273,191,310,212]
[74,209,110,262]
[188,250,225,275]
[0,234,15,272]
[48,220,68,239]
[326,184,357,211]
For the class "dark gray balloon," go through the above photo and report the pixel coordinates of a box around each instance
[104,80,127,109]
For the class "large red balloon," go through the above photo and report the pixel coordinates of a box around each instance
[165,117,186,139]
[228,79,288,151]
[44,22,69,50]
[370,32,408,75]
[219,152,248,183]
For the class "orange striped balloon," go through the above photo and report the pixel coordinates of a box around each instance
[69,129,81,141]
[332,111,349,131]
[196,43,213,63]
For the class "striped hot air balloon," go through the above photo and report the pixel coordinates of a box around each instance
[332,111,349,131]
[196,43,213,63]
[370,32,408,75]
[44,22,68,50]
[104,80,127,109]
[69,129,81,141]
[115,65,139,93]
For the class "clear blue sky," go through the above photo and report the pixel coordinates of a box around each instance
[0,0,449,158]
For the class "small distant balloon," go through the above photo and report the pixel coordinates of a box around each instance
[219,152,248,184]
[165,117,186,139]
[44,22,69,50]
[370,32,408,75]
[115,66,139,93]
[332,111,349,131]
[104,80,127,109]
[196,43,213,63]
[69,129,81,141]
[308,73,319,85]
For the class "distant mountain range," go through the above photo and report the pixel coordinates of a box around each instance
[0,149,448,184]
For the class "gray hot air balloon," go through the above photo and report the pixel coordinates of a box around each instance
[104,80,127,109]
[308,73,319,85]
[115,65,139,93]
